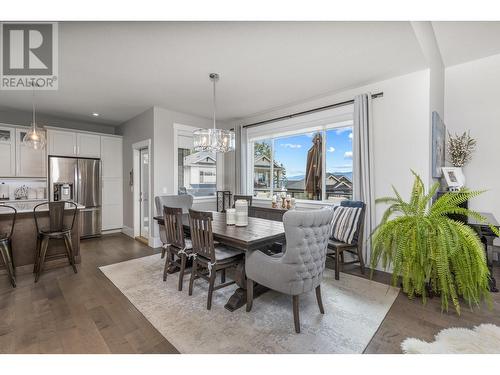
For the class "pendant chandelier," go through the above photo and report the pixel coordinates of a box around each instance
[23,93,46,150]
[193,73,235,153]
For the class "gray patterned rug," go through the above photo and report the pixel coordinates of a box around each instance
[100,254,399,353]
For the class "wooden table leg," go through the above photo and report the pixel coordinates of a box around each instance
[224,261,269,312]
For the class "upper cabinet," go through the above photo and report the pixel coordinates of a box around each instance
[0,125,16,177]
[101,136,122,178]
[47,129,101,158]
[16,128,46,177]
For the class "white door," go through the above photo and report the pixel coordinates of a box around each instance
[139,147,149,238]
[0,126,16,177]
[77,133,101,158]
[16,128,46,177]
[48,129,77,156]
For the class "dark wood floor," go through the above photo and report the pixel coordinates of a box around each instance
[1,233,499,354]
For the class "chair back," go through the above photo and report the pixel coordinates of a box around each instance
[188,209,215,262]
[0,205,17,240]
[34,201,78,234]
[338,200,366,245]
[281,207,334,289]
[233,195,252,208]
[163,206,186,249]
[155,195,193,216]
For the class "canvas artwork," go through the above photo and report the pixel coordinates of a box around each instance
[431,111,446,178]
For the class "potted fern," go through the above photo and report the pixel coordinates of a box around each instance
[370,171,499,314]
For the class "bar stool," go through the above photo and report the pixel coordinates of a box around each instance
[33,201,78,282]
[0,205,17,288]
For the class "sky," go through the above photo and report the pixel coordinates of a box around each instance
[269,126,353,179]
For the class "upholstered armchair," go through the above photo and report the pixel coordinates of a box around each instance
[245,207,334,333]
[155,195,193,258]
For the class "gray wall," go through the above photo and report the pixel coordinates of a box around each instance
[117,107,155,231]
[0,106,116,134]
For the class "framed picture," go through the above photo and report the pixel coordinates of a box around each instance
[441,167,465,189]
[431,111,446,178]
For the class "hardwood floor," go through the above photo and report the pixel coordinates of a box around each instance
[1,233,499,354]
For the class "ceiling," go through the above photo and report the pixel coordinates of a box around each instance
[0,21,498,126]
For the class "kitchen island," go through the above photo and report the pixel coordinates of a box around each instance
[0,200,84,275]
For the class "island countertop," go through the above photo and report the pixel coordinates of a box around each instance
[0,200,85,214]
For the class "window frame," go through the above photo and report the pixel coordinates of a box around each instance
[247,118,354,203]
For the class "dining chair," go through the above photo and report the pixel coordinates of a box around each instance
[233,195,252,208]
[188,209,244,310]
[326,200,366,280]
[155,194,193,258]
[0,205,17,288]
[246,207,334,333]
[162,206,193,291]
[33,201,79,282]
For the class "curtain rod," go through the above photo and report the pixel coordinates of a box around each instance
[242,92,383,129]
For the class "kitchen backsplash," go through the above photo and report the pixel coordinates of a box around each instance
[0,179,47,201]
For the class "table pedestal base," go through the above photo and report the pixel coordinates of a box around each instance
[224,284,269,312]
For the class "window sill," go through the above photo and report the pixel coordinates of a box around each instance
[193,196,216,202]
[252,197,338,209]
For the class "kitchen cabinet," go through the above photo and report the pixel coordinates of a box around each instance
[101,135,123,230]
[15,128,46,177]
[100,136,122,178]
[47,129,101,158]
[0,125,15,177]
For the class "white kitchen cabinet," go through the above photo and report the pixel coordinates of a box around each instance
[100,136,122,178]
[48,129,77,156]
[77,133,101,158]
[15,128,46,177]
[0,125,16,177]
[102,177,123,230]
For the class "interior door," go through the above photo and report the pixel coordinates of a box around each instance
[139,147,149,239]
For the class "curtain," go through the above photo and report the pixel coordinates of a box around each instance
[234,124,248,194]
[353,93,375,263]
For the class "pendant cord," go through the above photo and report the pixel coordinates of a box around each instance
[32,89,36,131]
[212,77,216,130]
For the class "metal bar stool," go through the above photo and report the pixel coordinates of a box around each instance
[0,204,17,288]
[33,201,78,282]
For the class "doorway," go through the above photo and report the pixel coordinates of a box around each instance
[139,147,150,240]
[132,139,152,246]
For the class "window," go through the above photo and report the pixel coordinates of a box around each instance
[249,123,353,202]
[176,125,218,197]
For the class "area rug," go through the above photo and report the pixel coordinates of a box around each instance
[99,254,399,353]
[401,324,500,354]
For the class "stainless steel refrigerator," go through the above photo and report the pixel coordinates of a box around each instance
[48,156,102,238]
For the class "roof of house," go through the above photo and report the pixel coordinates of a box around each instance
[184,151,217,166]
[254,155,284,170]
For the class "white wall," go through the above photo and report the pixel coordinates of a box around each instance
[229,69,431,226]
[445,53,500,220]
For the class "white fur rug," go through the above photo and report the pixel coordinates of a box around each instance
[402,324,500,354]
[100,254,399,354]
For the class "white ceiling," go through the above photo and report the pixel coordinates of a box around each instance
[0,21,427,125]
[432,21,500,67]
[1,21,499,126]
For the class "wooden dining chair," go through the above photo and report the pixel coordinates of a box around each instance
[162,206,192,291]
[233,195,252,208]
[188,209,244,310]
[0,205,17,288]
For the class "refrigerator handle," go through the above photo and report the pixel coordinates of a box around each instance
[74,161,79,203]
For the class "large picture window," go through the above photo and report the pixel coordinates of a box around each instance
[249,123,353,202]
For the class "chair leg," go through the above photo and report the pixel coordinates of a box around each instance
[207,269,217,310]
[220,268,226,283]
[335,248,340,280]
[315,285,325,314]
[292,295,300,333]
[35,237,50,283]
[33,236,41,274]
[8,240,15,277]
[163,247,170,282]
[188,258,197,296]
[357,244,366,274]
[0,242,15,288]
[161,245,166,259]
[63,233,78,274]
[246,278,254,312]
[178,254,187,291]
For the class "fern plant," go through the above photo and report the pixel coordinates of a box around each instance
[370,171,499,314]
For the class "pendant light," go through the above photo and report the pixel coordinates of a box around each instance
[193,73,235,153]
[23,92,46,150]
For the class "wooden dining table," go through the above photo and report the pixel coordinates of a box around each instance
[153,211,286,311]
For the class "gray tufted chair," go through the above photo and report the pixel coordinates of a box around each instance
[245,207,334,333]
[155,195,193,258]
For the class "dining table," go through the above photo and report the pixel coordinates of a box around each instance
[153,211,286,311]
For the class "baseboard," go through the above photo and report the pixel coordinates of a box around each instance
[122,226,134,238]
[102,228,123,235]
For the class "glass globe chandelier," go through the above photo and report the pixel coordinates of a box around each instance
[23,95,46,150]
[193,73,235,153]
